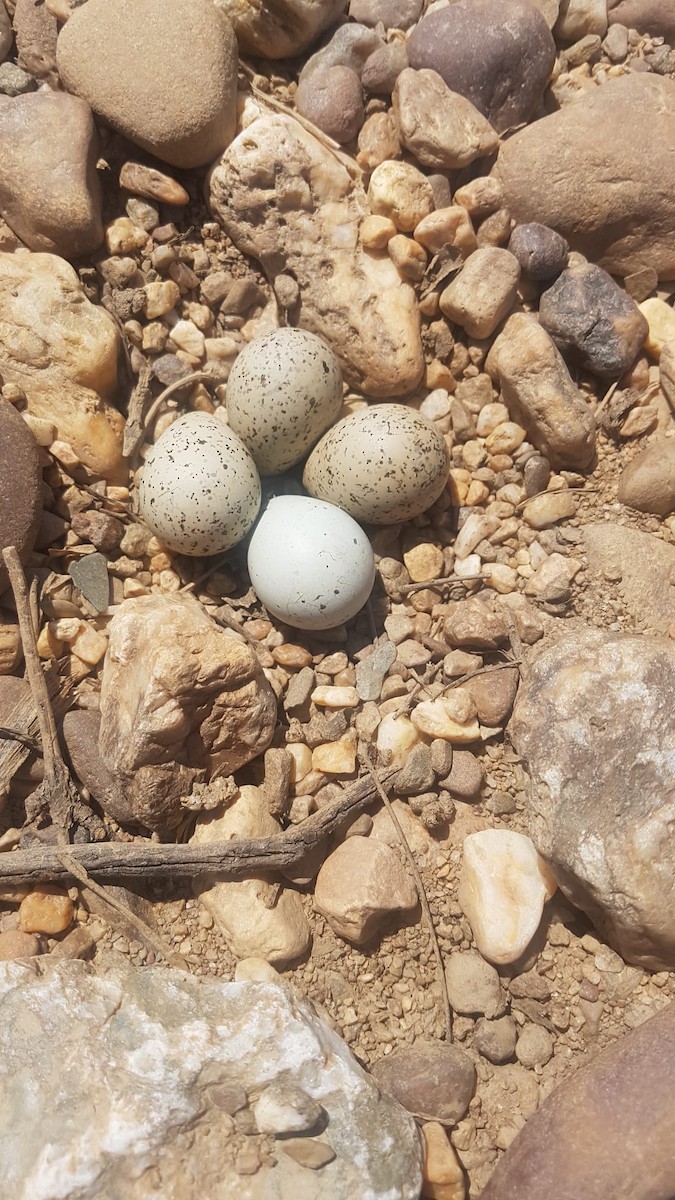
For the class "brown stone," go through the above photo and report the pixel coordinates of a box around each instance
[444,598,509,650]
[0,400,42,592]
[119,162,190,207]
[617,440,675,516]
[296,65,365,145]
[19,886,74,935]
[465,667,519,726]
[393,68,498,170]
[0,930,40,960]
[314,836,418,944]
[439,750,483,799]
[493,74,675,279]
[480,1002,675,1200]
[371,1040,475,1123]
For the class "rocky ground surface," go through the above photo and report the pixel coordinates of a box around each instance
[0,0,675,1198]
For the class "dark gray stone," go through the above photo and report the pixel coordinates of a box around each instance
[296,65,365,144]
[508,222,568,281]
[0,400,42,593]
[69,553,110,613]
[407,0,555,133]
[393,743,435,795]
[371,1039,475,1122]
[361,42,408,95]
[538,262,648,378]
[523,454,551,496]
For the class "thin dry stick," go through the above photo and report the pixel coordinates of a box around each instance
[141,370,221,444]
[362,753,453,1043]
[2,547,79,842]
[56,849,189,970]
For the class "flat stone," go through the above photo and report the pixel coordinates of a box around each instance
[57,0,238,169]
[0,960,423,1199]
[510,627,675,969]
[393,68,498,170]
[539,262,648,378]
[444,598,509,650]
[439,750,484,799]
[19,886,74,935]
[314,836,418,945]
[474,1016,518,1064]
[493,74,675,279]
[582,523,675,634]
[393,743,436,795]
[464,666,519,726]
[119,162,189,207]
[0,401,42,592]
[0,930,40,960]
[0,91,102,259]
[355,640,397,701]
[13,0,58,85]
[62,709,129,824]
[371,1040,476,1123]
[209,115,424,398]
[440,247,520,340]
[69,553,110,614]
[408,0,555,133]
[486,313,596,470]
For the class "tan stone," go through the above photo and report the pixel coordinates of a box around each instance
[0,250,125,481]
[440,248,520,339]
[368,160,435,234]
[99,593,277,830]
[0,624,22,674]
[287,741,313,784]
[360,214,397,250]
[639,298,675,358]
[617,439,675,516]
[214,0,344,58]
[143,280,180,319]
[19,886,74,934]
[393,68,498,170]
[209,116,424,398]
[486,313,596,469]
[0,930,40,960]
[376,713,422,766]
[312,733,357,775]
[311,685,360,708]
[192,786,311,965]
[411,696,480,744]
[485,421,527,455]
[492,75,675,279]
[414,207,477,256]
[454,176,504,220]
[314,835,418,944]
[0,91,103,259]
[523,489,578,528]
[421,1121,465,1200]
[388,234,427,282]
[272,644,313,671]
[459,830,557,965]
[403,541,444,583]
[119,161,189,206]
[357,111,401,172]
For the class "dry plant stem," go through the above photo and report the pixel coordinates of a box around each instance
[56,849,189,970]
[361,753,453,1043]
[0,767,399,886]
[2,547,78,843]
[141,370,220,441]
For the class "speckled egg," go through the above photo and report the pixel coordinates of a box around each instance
[138,413,261,555]
[226,328,344,475]
[302,403,450,524]
[247,496,376,630]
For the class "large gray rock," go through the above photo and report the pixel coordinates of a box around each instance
[493,75,675,279]
[481,1000,675,1200]
[538,261,648,378]
[57,0,239,168]
[407,0,555,133]
[208,115,424,397]
[0,91,103,259]
[0,959,423,1199]
[510,627,675,970]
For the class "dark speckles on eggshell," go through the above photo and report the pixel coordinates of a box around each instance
[302,403,450,524]
[226,327,343,476]
[138,412,261,556]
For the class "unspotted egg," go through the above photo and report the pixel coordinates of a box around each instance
[247,495,376,630]
[303,403,450,524]
[226,328,344,475]
[138,412,261,555]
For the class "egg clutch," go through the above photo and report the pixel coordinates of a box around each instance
[138,328,450,630]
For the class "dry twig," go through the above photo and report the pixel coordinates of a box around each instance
[2,548,79,842]
[361,752,453,1043]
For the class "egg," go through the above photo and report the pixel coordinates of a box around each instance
[302,403,450,524]
[226,328,343,475]
[138,412,261,555]
[247,496,375,630]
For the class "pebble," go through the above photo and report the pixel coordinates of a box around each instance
[458,829,558,964]
[311,686,360,709]
[444,598,509,650]
[0,399,42,592]
[368,159,435,233]
[119,161,189,207]
[474,1016,518,1064]
[411,697,480,745]
[408,0,555,132]
[522,489,578,528]
[639,297,675,358]
[376,712,421,766]
[281,1139,336,1169]
[372,1040,476,1123]
[355,640,397,701]
[349,0,422,29]
[539,262,648,377]
[508,222,569,280]
[556,0,607,38]
[0,930,40,960]
[445,950,507,1018]
[439,750,484,799]
[253,1082,323,1135]
[0,91,102,260]
[393,67,498,170]
[296,65,364,144]
[0,62,35,96]
[515,1024,554,1069]
[440,248,521,339]
[420,1122,465,1200]
[394,743,436,795]
[312,734,357,775]
[361,42,409,95]
[464,666,519,725]
[56,0,238,168]
[19,886,74,935]
[313,836,418,945]
[69,553,110,614]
